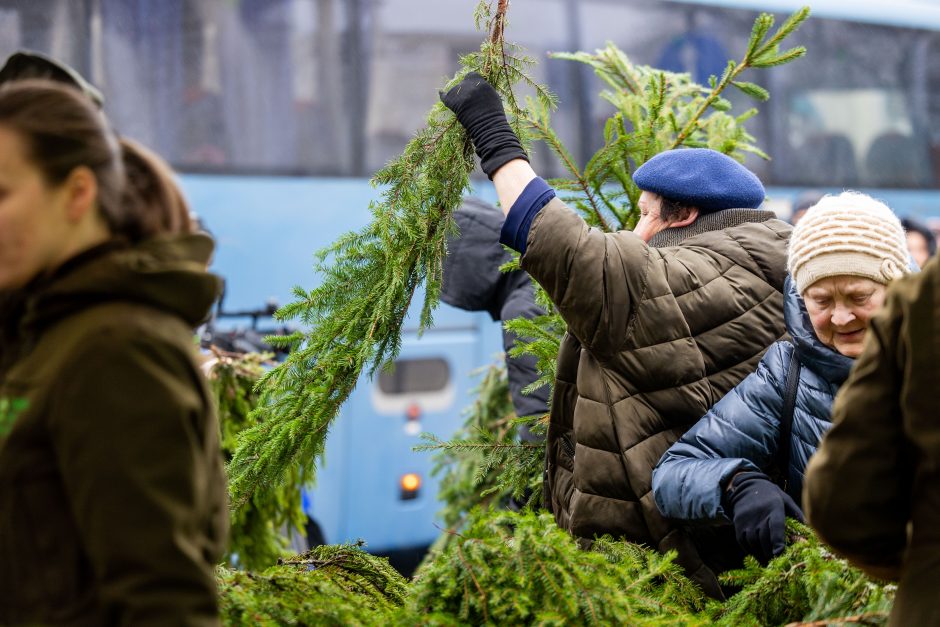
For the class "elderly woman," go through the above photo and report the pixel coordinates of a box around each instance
[651,191,911,564]
[0,80,226,624]
[804,256,940,626]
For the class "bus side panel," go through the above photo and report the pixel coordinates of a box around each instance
[304,319,504,552]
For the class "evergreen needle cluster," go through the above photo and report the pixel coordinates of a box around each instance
[207,350,308,571]
[529,6,808,233]
[215,511,895,626]
[217,543,408,625]
[224,0,554,512]
[417,364,545,531]
[406,509,707,626]
[709,521,895,626]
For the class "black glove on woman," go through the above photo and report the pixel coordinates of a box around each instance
[440,72,528,179]
[725,471,805,564]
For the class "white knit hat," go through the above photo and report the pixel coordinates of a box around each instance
[788,191,910,294]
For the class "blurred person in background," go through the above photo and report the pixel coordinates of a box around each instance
[789,189,824,225]
[440,196,550,428]
[900,216,936,269]
[0,77,226,624]
[653,192,911,565]
[0,51,104,376]
[804,255,940,626]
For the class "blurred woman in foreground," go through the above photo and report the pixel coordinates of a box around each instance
[0,80,226,625]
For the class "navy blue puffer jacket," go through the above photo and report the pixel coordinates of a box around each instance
[651,276,854,522]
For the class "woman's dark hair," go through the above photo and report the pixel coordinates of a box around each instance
[0,79,127,234]
[901,217,937,258]
[660,195,695,222]
[120,137,193,240]
[0,51,104,108]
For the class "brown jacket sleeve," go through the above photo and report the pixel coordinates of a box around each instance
[803,284,911,581]
[50,333,223,626]
[520,198,649,356]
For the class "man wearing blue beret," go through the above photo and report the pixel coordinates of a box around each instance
[441,73,791,598]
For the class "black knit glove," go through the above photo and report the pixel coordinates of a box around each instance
[440,72,528,179]
[725,471,804,564]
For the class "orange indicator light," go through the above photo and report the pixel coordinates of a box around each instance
[401,473,421,492]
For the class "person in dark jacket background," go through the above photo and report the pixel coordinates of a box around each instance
[901,216,936,269]
[0,79,226,624]
[441,196,549,422]
[440,72,791,598]
[804,257,940,626]
[653,191,911,564]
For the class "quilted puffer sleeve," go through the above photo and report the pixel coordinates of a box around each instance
[519,198,649,356]
[652,341,792,522]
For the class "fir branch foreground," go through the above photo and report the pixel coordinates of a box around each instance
[207,350,307,571]
[225,0,553,509]
[217,510,895,626]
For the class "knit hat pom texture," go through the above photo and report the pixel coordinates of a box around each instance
[787,191,909,293]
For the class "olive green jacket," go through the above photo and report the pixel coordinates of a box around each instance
[522,198,790,597]
[0,235,227,626]
[804,257,940,626]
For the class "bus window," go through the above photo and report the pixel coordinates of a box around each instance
[372,357,455,414]
[377,358,450,395]
[786,88,930,187]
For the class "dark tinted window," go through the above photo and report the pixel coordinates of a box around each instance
[378,358,450,395]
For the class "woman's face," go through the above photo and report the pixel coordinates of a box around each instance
[0,125,70,290]
[803,276,887,358]
[906,231,931,268]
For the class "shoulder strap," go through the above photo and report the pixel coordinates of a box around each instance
[773,352,802,491]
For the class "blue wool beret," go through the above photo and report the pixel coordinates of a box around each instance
[632,148,765,212]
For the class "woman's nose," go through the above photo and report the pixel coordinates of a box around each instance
[831,305,856,326]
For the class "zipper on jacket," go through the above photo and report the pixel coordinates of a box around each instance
[560,433,575,458]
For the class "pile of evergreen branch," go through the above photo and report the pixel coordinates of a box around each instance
[207,350,307,570]
[215,511,895,625]
[217,543,407,625]
[407,509,707,626]
[709,521,895,626]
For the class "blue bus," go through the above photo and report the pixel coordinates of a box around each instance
[5,0,939,561]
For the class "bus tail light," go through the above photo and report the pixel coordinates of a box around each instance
[400,473,421,500]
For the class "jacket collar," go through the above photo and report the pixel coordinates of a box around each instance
[648,208,778,248]
[19,233,220,337]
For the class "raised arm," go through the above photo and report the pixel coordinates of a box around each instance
[441,74,647,354]
[439,72,533,212]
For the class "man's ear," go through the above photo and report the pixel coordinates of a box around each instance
[62,166,99,223]
[669,206,699,228]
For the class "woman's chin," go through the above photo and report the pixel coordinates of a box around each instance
[834,339,865,358]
